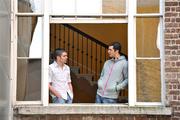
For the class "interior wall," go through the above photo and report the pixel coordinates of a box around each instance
[71,24,128,55]
[0,0,11,119]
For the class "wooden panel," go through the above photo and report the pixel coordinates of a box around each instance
[137,59,161,102]
[103,0,126,13]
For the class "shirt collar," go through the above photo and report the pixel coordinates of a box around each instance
[53,61,68,70]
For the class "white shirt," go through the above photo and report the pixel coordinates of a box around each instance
[49,61,73,100]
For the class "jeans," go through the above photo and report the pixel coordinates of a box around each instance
[95,94,118,103]
[52,93,72,104]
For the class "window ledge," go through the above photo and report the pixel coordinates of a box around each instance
[14,104,172,115]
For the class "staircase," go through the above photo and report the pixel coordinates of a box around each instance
[71,66,97,103]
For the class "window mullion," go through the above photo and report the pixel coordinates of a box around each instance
[42,0,50,106]
[160,14,165,106]
[128,0,136,106]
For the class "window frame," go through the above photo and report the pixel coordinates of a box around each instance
[11,0,165,107]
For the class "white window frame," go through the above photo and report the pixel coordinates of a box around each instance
[11,0,165,107]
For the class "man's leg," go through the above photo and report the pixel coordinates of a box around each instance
[66,93,73,103]
[102,97,118,104]
[95,94,103,103]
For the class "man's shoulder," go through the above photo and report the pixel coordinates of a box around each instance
[64,64,70,70]
[49,61,56,69]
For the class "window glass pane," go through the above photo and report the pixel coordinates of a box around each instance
[17,59,41,101]
[18,0,42,13]
[76,0,102,14]
[136,18,160,57]
[137,59,161,102]
[103,0,126,14]
[137,0,159,13]
[18,17,43,58]
[51,0,75,14]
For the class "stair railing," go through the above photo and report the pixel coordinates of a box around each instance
[50,24,108,80]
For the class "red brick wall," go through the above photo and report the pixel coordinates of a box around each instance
[14,115,171,120]
[165,0,180,120]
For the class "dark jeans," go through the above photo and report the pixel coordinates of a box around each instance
[95,94,118,103]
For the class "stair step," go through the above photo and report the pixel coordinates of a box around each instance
[71,73,97,103]
[70,66,80,74]
[72,74,95,84]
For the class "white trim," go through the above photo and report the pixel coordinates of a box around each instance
[136,57,160,60]
[50,14,128,17]
[10,0,15,120]
[41,0,49,106]
[12,0,18,106]
[135,13,163,17]
[50,18,128,24]
[125,0,128,14]
[15,13,44,16]
[14,101,42,105]
[17,57,41,59]
[128,0,136,106]
[160,0,166,106]
[135,102,163,106]
[14,104,172,115]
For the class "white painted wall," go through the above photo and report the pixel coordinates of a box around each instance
[0,0,11,119]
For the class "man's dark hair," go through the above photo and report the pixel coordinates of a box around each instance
[54,48,66,60]
[109,42,121,54]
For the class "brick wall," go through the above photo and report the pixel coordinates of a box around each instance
[165,0,180,120]
[14,115,171,120]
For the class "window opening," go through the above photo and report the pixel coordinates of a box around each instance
[49,23,128,103]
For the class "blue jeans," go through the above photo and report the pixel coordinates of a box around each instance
[52,93,72,104]
[95,94,118,103]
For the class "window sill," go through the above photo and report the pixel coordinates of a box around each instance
[14,104,172,115]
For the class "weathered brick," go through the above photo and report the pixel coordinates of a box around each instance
[171,28,176,33]
[165,51,171,55]
[176,7,180,12]
[165,13,178,17]
[165,18,171,22]
[165,46,179,50]
[178,51,180,55]
[172,51,176,55]
[176,40,180,44]
[165,22,179,27]
[166,7,171,12]
[165,40,171,44]
[176,62,180,66]
[165,2,178,6]
[176,29,180,33]
[165,68,180,72]
[174,112,180,117]
[171,7,176,11]
[176,18,180,22]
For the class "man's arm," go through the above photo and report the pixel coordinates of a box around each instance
[116,61,128,91]
[49,83,62,98]
[68,82,73,93]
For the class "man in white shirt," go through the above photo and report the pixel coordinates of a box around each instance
[49,48,73,103]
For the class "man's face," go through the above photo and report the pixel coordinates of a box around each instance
[57,52,68,64]
[108,46,116,58]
